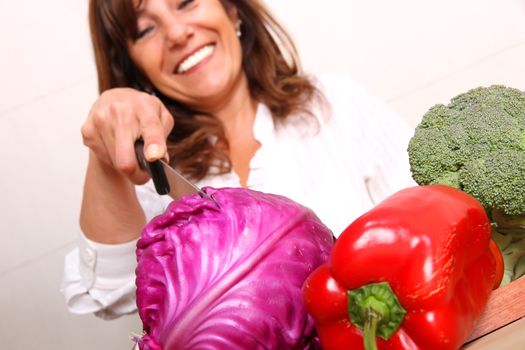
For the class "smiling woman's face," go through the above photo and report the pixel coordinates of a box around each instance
[127,0,244,111]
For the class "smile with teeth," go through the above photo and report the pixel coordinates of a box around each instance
[176,45,215,74]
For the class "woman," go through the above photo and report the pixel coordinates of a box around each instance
[62,0,414,319]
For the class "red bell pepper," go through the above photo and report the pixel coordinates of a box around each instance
[303,185,503,350]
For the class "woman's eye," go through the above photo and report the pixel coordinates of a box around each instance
[178,0,194,10]
[134,26,154,41]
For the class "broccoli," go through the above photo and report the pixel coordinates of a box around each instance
[407,85,525,285]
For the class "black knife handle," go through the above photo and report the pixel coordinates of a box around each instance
[134,139,170,195]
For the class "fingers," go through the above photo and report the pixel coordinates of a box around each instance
[81,88,175,185]
[81,110,113,166]
[113,112,140,175]
[160,104,176,137]
[139,99,175,162]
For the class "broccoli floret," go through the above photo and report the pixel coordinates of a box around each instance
[460,150,525,215]
[450,85,525,126]
[408,85,525,216]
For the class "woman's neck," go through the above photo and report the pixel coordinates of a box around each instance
[207,74,260,186]
[211,74,258,137]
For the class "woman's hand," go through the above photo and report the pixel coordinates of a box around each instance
[80,88,174,243]
[81,87,174,184]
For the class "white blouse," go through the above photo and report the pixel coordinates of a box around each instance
[61,74,416,319]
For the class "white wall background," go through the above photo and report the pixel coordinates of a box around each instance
[0,0,523,349]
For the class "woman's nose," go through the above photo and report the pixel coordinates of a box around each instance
[164,16,191,46]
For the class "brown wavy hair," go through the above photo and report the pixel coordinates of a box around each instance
[89,0,322,180]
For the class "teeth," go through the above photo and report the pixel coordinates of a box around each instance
[177,45,214,73]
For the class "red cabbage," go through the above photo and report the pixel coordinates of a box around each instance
[135,187,334,349]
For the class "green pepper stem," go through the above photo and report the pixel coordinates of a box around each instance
[363,309,380,350]
[347,282,406,349]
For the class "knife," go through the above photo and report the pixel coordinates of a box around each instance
[134,139,220,207]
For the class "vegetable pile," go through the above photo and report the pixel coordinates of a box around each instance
[303,185,500,350]
[135,187,334,350]
[407,85,525,285]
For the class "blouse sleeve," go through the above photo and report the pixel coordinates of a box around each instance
[60,180,167,319]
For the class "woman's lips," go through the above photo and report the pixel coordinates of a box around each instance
[175,44,216,74]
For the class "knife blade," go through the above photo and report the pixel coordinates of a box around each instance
[134,140,220,207]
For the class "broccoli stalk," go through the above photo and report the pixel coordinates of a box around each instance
[407,85,525,286]
[492,210,525,285]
